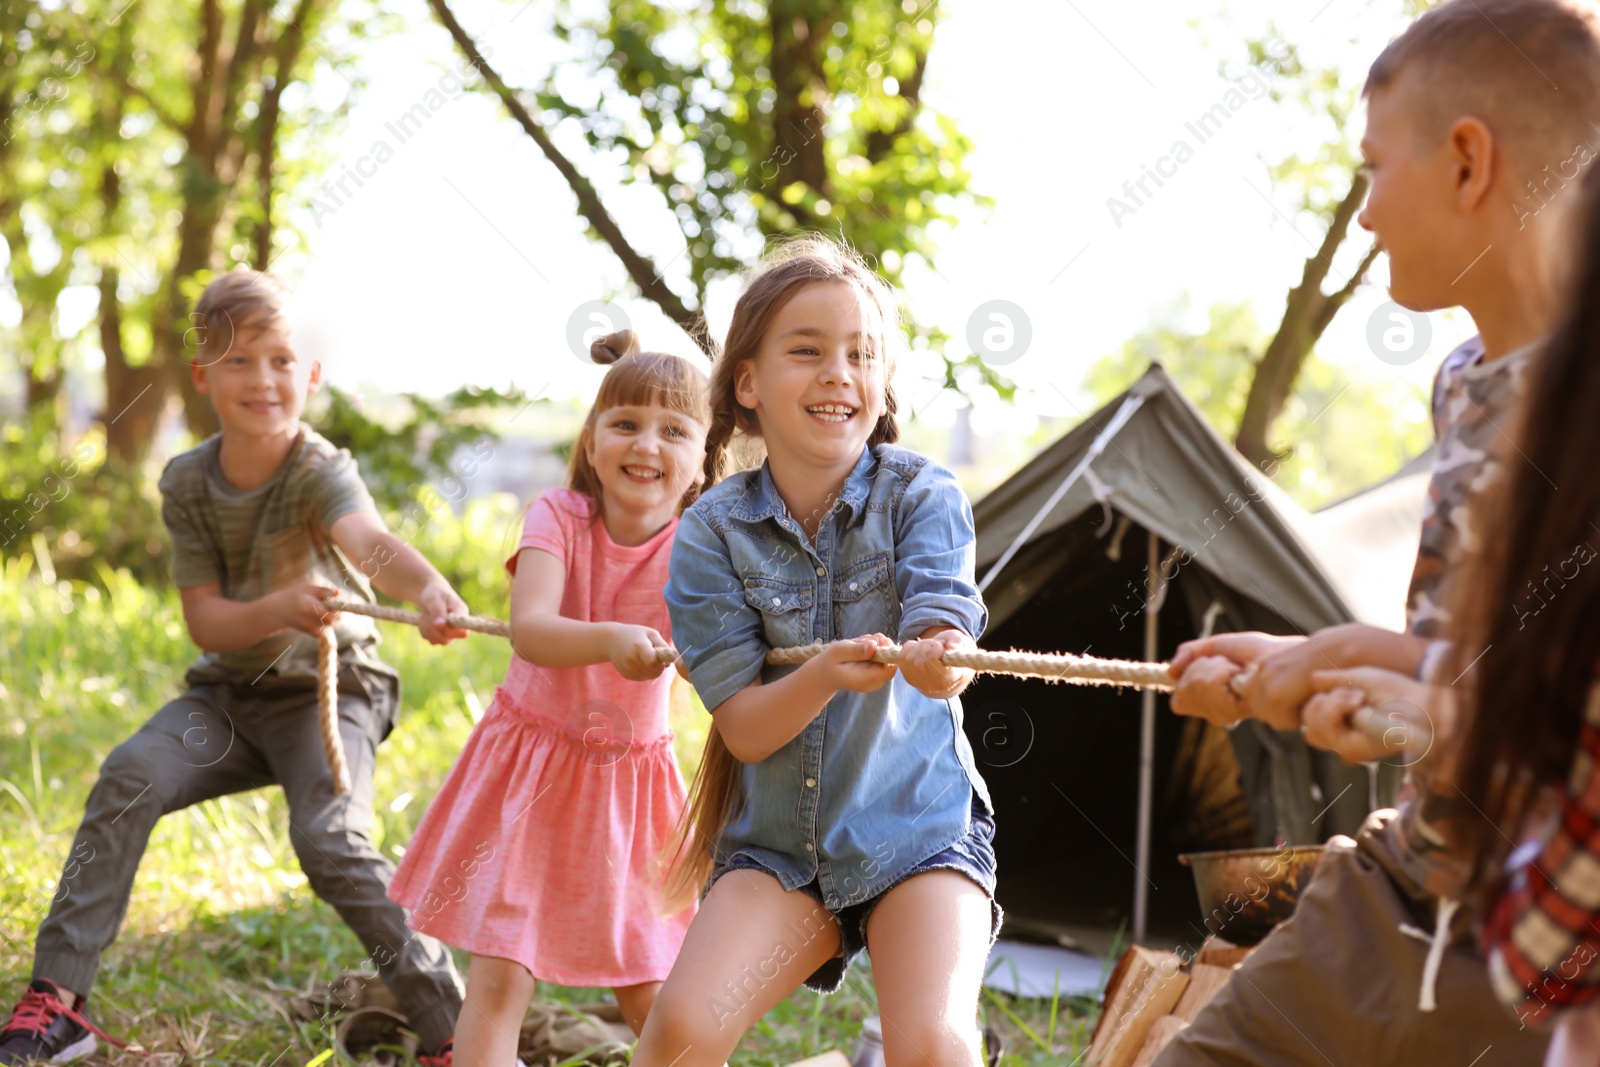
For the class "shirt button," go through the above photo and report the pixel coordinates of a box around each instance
[849,581,858,591]
[805,777,817,788]
[771,596,781,606]
[805,842,815,852]
[815,566,825,576]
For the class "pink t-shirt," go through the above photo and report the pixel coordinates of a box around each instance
[502,488,678,741]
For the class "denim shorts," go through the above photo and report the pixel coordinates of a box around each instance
[711,794,1001,994]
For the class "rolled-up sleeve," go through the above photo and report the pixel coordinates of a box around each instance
[665,507,768,713]
[894,462,987,643]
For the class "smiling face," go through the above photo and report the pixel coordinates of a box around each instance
[1357,76,1473,311]
[583,401,706,527]
[733,280,889,478]
[189,316,320,438]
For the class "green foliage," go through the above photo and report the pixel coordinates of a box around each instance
[0,0,387,460]
[306,384,549,615]
[402,493,528,621]
[1189,10,1369,218]
[309,384,533,515]
[529,0,996,393]
[0,416,167,586]
[539,0,982,293]
[1085,299,1433,508]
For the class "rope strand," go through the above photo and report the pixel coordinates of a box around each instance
[317,626,352,796]
[324,596,1173,687]
[327,596,510,638]
[762,642,1174,689]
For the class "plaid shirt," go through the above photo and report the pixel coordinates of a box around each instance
[1483,684,1600,1028]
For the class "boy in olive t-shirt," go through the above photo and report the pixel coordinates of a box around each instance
[0,272,470,1067]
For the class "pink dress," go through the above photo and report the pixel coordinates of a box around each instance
[389,489,695,986]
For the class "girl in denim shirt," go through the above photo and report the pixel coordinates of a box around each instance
[639,237,999,1067]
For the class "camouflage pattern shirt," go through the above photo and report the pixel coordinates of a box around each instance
[1370,334,1537,899]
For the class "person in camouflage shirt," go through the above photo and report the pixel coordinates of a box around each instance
[1153,1,1600,1063]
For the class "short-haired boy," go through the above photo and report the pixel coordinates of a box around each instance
[0,271,467,1066]
[1158,1,1600,1063]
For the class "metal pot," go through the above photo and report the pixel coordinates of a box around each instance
[1179,845,1326,947]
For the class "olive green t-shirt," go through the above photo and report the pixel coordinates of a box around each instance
[158,424,393,687]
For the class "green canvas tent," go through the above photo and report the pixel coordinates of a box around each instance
[965,364,1402,943]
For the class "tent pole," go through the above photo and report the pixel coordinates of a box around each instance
[1135,528,1159,944]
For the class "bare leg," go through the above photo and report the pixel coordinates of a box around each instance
[865,870,991,1067]
[454,956,535,1067]
[612,981,661,1037]
[630,869,842,1067]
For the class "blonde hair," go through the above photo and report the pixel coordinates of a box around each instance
[1365,0,1600,180]
[665,235,902,906]
[565,329,712,518]
[190,270,292,363]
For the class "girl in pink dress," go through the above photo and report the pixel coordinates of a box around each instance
[389,330,709,1067]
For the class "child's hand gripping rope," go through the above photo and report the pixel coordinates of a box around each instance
[315,596,1206,790]
[607,624,676,681]
[1303,666,1441,764]
[1174,654,1436,762]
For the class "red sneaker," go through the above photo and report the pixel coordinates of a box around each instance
[0,980,144,1065]
[417,1038,453,1067]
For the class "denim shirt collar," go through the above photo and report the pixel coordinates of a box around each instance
[731,446,876,529]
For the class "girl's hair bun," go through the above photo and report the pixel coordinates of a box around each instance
[590,329,641,365]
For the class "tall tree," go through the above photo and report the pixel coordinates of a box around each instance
[0,2,92,419]
[1219,31,1383,468]
[0,0,372,463]
[1085,5,1441,500]
[427,0,1002,393]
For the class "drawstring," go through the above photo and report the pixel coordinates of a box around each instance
[1418,896,1461,1012]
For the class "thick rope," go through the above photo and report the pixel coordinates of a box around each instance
[314,598,1180,795]
[325,595,1173,688]
[763,642,1175,689]
[326,596,510,638]
[317,626,353,796]
[318,597,1414,779]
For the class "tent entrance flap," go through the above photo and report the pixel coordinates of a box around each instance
[963,512,1258,941]
[966,365,1399,942]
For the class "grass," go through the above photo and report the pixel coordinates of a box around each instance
[0,557,1090,1065]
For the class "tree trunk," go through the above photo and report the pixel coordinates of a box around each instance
[254,78,283,270]
[1234,170,1376,469]
[96,16,173,463]
[0,19,70,420]
[157,186,226,442]
[154,0,269,443]
[768,1,832,201]
[252,0,316,270]
[102,262,169,462]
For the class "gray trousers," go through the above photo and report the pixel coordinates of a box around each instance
[31,667,463,1051]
